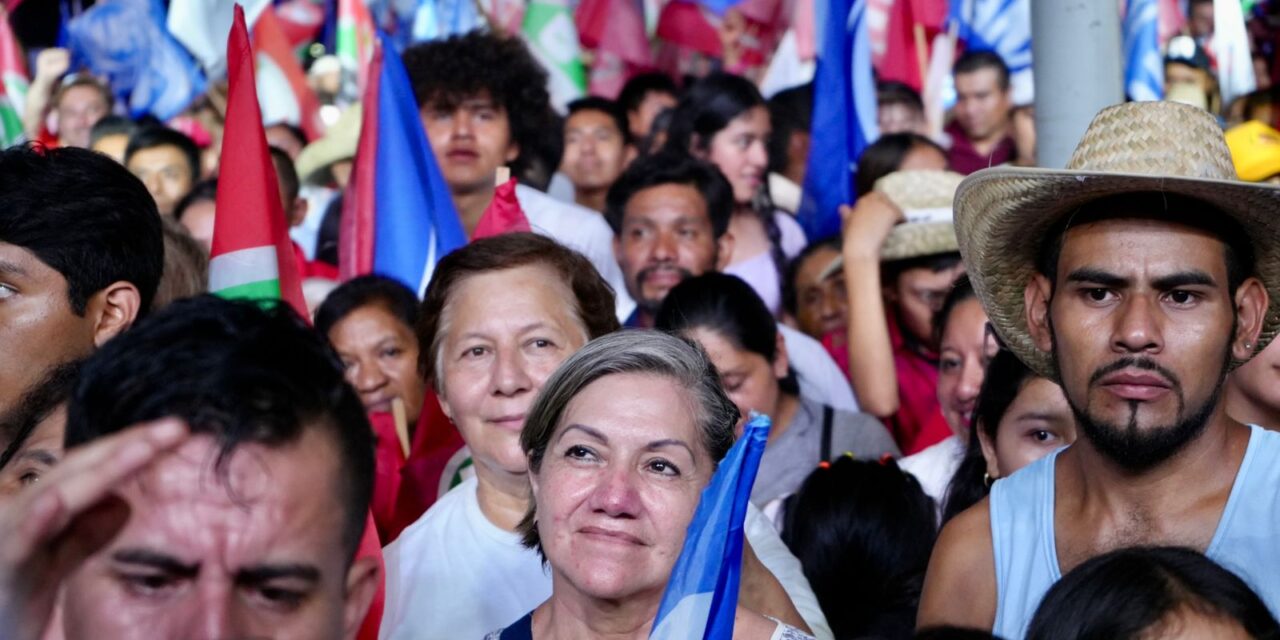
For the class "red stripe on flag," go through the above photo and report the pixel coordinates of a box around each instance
[339,43,383,281]
[217,5,308,318]
[253,6,325,141]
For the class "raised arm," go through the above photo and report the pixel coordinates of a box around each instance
[839,192,905,418]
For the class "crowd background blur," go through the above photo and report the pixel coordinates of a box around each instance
[1,0,1280,639]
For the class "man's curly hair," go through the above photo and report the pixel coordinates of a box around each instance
[402,30,556,182]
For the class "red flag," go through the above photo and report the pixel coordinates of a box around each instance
[211,5,307,319]
[472,178,531,239]
[339,44,382,281]
[275,0,326,47]
[878,0,947,91]
[576,0,651,67]
[253,6,325,141]
[392,391,467,538]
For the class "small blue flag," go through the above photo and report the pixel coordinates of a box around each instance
[65,0,207,121]
[796,0,879,242]
[947,0,1033,97]
[1123,0,1163,101]
[650,413,770,639]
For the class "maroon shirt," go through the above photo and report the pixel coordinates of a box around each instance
[945,120,1016,175]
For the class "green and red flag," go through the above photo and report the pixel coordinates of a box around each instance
[337,0,375,96]
[209,5,307,318]
[0,6,28,148]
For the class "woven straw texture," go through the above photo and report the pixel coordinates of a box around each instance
[878,170,964,261]
[955,101,1280,379]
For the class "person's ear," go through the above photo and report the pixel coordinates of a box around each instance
[341,555,381,640]
[89,282,142,347]
[1232,276,1268,361]
[504,140,520,164]
[714,231,736,271]
[289,198,309,227]
[623,143,638,166]
[1026,275,1054,354]
[772,331,790,380]
[976,427,1001,480]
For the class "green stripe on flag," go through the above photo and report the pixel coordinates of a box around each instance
[214,278,283,302]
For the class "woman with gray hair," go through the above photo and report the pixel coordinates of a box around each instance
[487,331,813,639]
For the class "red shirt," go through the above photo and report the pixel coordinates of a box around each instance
[945,120,1016,176]
[822,315,952,456]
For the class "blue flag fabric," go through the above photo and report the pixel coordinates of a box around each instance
[1123,0,1163,101]
[650,414,770,640]
[370,30,468,293]
[947,0,1033,87]
[65,0,206,121]
[796,0,878,243]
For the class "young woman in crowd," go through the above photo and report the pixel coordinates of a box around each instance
[781,457,937,639]
[839,170,966,457]
[655,273,899,516]
[664,72,806,317]
[1026,547,1280,640]
[941,349,1076,523]
[900,277,994,505]
[315,275,427,430]
[491,331,813,640]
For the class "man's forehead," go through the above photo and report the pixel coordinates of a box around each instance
[624,183,710,224]
[0,242,59,279]
[1057,217,1231,273]
[425,91,501,111]
[566,110,620,133]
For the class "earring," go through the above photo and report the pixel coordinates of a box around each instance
[983,473,993,488]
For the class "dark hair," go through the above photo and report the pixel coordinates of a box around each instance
[953,50,1011,90]
[655,273,800,395]
[269,146,301,204]
[0,361,81,472]
[172,178,219,223]
[604,150,735,238]
[267,122,308,149]
[1027,547,1280,640]
[783,237,842,317]
[416,232,620,382]
[65,296,374,561]
[781,457,938,639]
[567,96,632,146]
[0,144,164,315]
[933,275,978,347]
[1034,193,1254,297]
[883,252,964,287]
[402,30,553,182]
[663,71,766,156]
[89,115,138,148]
[941,349,1037,523]
[915,628,1003,640]
[316,274,420,339]
[617,72,679,120]
[152,217,208,309]
[878,81,926,112]
[766,84,813,176]
[124,126,202,183]
[856,132,947,197]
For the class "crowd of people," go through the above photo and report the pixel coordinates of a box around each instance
[2,1,1280,639]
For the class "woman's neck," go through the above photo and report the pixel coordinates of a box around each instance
[531,578,663,640]
[767,392,802,445]
[473,462,532,532]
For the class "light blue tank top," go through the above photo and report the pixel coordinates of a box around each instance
[990,425,1280,639]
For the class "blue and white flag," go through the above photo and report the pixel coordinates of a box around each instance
[796,0,879,242]
[66,0,207,121]
[948,0,1033,103]
[1123,0,1162,101]
[650,414,770,640]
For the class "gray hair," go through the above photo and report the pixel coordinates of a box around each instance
[517,330,738,554]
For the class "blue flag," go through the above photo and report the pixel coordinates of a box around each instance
[1123,0,1163,102]
[796,0,878,242]
[650,413,770,639]
[65,0,206,121]
[344,30,468,293]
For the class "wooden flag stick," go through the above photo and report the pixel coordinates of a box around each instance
[391,397,411,458]
[913,23,929,91]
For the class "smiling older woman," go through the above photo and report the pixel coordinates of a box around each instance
[488,331,813,639]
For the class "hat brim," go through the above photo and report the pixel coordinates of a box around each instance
[955,166,1280,380]
[818,223,960,281]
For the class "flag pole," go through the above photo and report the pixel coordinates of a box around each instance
[391,397,411,458]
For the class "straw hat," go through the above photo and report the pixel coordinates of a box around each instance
[954,101,1280,379]
[818,170,965,280]
[296,105,362,185]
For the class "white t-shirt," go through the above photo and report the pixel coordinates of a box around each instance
[380,478,832,639]
[516,184,636,320]
[898,434,965,510]
[379,477,551,640]
[779,324,858,414]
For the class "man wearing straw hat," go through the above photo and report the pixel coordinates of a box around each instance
[918,101,1280,636]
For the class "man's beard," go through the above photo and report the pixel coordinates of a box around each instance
[634,265,694,313]
[1053,339,1232,473]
